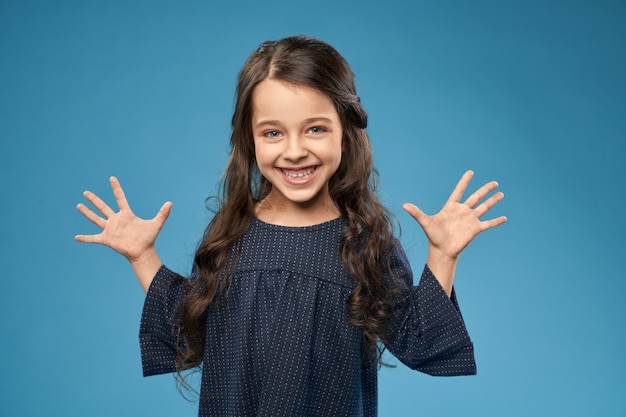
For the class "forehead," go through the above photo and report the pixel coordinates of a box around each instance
[251,78,340,124]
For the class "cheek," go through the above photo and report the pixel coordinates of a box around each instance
[253,141,272,170]
[252,139,263,161]
[332,135,344,164]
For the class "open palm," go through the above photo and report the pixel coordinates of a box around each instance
[403,170,506,261]
[75,176,172,261]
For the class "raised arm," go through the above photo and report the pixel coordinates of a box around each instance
[402,170,506,296]
[75,176,172,293]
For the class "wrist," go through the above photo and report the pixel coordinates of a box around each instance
[427,245,458,265]
[127,245,156,264]
[128,247,162,293]
[426,247,458,297]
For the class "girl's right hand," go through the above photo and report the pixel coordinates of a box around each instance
[75,176,172,262]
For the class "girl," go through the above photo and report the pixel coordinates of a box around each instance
[76,36,506,416]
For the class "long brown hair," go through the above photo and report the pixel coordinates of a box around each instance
[177,35,398,375]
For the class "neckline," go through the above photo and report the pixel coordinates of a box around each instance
[253,216,344,231]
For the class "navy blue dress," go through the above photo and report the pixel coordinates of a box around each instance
[140,217,476,416]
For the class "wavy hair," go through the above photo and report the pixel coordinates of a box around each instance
[176,35,398,377]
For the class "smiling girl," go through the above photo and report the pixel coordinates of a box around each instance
[76,35,506,417]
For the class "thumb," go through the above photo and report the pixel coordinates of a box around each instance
[154,201,173,226]
[402,202,428,226]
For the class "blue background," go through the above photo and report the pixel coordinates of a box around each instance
[1,1,624,416]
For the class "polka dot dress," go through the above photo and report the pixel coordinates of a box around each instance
[140,218,476,417]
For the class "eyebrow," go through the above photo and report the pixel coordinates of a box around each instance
[254,117,335,129]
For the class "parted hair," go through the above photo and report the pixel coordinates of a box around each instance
[176,35,398,376]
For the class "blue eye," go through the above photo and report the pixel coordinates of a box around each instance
[264,130,281,138]
[308,126,327,134]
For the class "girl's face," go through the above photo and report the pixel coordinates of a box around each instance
[252,78,343,222]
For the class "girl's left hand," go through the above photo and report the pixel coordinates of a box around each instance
[402,170,507,262]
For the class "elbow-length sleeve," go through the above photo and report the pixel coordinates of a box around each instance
[384,247,477,376]
[139,265,188,377]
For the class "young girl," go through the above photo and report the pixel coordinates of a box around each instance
[76,35,506,416]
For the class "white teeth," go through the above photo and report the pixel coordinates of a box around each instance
[281,168,315,178]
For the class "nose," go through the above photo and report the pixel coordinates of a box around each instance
[282,135,308,161]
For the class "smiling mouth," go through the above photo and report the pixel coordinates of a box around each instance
[279,166,318,179]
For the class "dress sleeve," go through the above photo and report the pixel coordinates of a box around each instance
[139,265,188,377]
[383,246,477,376]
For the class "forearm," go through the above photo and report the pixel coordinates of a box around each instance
[426,247,458,297]
[128,247,163,293]
[383,259,476,376]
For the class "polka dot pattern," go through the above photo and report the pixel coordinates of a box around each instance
[139,217,476,416]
